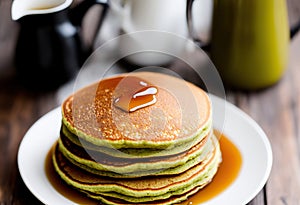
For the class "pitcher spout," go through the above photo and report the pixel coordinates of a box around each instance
[11,0,73,20]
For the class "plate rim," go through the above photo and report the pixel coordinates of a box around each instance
[209,95,273,205]
[17,95,273,205]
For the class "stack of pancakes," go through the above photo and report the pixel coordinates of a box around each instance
[52,72,222,204]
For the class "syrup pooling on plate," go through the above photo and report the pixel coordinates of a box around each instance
[113,76,158,112]
[180,131,243,204]
[45,131,242,204]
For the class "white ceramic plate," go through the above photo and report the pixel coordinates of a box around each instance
[18,95,272,205]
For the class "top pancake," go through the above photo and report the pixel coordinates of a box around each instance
[62,72,212,149]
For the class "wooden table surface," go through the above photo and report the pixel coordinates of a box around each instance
[1,0,300,204]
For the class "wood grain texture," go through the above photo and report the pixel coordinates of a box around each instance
[0,76,58,205]
[226,27,300,205]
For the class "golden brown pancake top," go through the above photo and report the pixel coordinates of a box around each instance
[62,72,211,143]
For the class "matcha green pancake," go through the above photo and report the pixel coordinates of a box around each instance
[53,134,221,204]
[62,72,212,152]
[53,72,222,204]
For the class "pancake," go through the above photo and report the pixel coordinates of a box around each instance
[61,72,212,152]
[81,185,203,205]
[61,123,211,159]
[58,132,214,177]
[52,134,221,203]
[52,72,221,204]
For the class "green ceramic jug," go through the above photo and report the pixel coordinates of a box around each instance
[187,0,299,90]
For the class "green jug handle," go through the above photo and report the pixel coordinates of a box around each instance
[186,0,210,51]
[291,20,300,38]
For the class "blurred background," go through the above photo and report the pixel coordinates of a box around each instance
[0,0,300,88]
[1,0,300,204]
[1,0,300,90]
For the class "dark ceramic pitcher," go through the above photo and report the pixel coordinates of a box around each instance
[12,0,109,90]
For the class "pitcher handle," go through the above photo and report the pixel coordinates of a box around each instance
[186,0,210,51]
[70,0,109,25]
[70,0,109,49]
[291,19,300,38]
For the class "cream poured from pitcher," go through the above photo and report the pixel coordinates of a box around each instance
[12,0,73,20]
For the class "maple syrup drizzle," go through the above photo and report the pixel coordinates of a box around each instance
[45,144,99,204]
[180,130,242,204]
[113,76,158,112]
[45,131,242,204]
